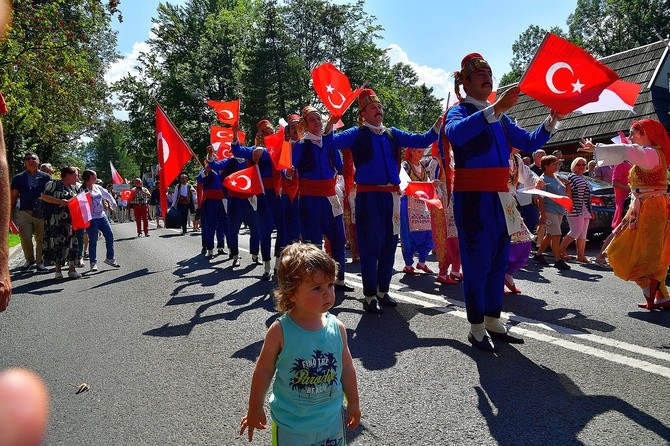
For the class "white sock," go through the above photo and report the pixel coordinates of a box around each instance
[264,260,271,272]
[252,254,258,262]
[376,290,387,299]
[365,296,375,304]
[470,323,487,342]
[484,316,506,334]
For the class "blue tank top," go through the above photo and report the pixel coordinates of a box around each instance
[269,312,344,434]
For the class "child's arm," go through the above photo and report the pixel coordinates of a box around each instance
[240,321,283,442]
[338,320,361,429]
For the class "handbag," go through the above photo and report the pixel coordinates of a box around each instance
[32,198,46,219]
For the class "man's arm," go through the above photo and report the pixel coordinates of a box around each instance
[0,121,11,311]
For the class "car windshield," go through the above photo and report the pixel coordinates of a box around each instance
[556,172,611,190]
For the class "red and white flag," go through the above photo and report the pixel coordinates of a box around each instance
[611,131,630,145]
[120,189,133,201]
[206,99,240,125]
[68,192,92,230]
[263,127,292,170]
[573,80,641,115]
[404,182,443,209]
[223,165,265,196]
[8,219,19,234]
[312,63,364,117]
[518,187,573,213]
[110,161,124,185]
[156,103,195,213]
[210,126,246,159]
[519,33,619,114]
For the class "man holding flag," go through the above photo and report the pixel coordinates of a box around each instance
[443,52,563,352]
[288,105,352,291]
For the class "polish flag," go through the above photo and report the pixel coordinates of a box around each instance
[573,80,641,115]
[8,219,19,234]
[110,161,124,185]
[68,192,93,230]
[223,165,265,196]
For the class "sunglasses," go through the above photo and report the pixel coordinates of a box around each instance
[575,163,586,166]
[24,156,37,161]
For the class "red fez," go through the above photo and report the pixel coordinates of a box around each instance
[287,114,301,124]
[358,88,380,110]
[459,53,491,80]
[301,105,319,120]
[257,119,273,131]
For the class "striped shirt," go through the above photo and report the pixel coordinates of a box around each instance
[568,174,591,217]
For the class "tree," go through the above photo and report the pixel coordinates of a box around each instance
[499,25,567,87]
[0,0,121,173]
[82,117,136,185]
[567,0,670,57]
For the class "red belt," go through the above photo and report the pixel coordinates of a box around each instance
[356,184,400,193]
[262,177,275,191]
[299,178,337,197]
[202,189,225,200]
[453,167,508,192]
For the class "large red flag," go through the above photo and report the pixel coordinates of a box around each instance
[519,33,619,114]
[156,103,194,213]
[223,165,265,196]
[210,126,246,159]
[68,192,93,230]
[405,182,443,209]
[263,127,292,170]
[109,161,124,185]
[312,63,364,117]
[206,99,240,125]
[573,80,641,115]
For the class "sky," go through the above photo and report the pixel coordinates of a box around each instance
[108,0,578,106]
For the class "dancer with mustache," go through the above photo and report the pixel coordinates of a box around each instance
[330,89,441,314]
[443,53,563,352]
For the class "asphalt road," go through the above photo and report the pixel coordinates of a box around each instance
[2,220,669,446]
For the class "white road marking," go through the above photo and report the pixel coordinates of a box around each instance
[343,273,670,379]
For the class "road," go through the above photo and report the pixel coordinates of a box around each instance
[2,220,669,445]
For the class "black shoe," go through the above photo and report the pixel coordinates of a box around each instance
[201,247,207,254]
[145,233,150,237]
[363,298,383,314]
[489,330,525,344]
[554,259,571,270]
[335,282,354,292]
[468,332,498,352]
[261,271,272,281]
[218,248,226,255]
[232,258,241,267]
[377,293,397,307]
[533,253,549,265]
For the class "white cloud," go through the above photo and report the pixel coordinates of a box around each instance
[105,41,151,85]
[386,43,455,108]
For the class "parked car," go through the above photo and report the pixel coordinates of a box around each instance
[556,172,618,240]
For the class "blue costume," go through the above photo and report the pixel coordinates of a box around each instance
[196,165,228,253]
[444,98,552,327]
[212,157,260,262]
[292,132,347,282]
[332,125,438,304]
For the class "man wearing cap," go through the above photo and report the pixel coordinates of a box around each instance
[198,144,228,258]
[232,119,281,280]
[444,52,562,352]
[289,105,353,292]
[331,89,441,314]
[10,152,51,272]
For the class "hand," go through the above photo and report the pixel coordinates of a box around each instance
[346,402,361,429]
[549,109,565,127]
[578,137,595,153]
[535,180,546,189]
[240,408,267,442]
[286,167,295,178]
[432,115,444,133]
[493,86,520,115]
[252,147,264,164]
[0,368,50,445]
[232,122,240,142]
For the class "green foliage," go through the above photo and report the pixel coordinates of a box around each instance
[567,0,670,57]
[82,117,137,185]
[0,0,120,174]
[8,233,20,248]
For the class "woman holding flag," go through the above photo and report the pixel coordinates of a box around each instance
[40,166,82,279]
[82,170,120,272]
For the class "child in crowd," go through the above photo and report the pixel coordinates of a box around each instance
[240,242,361,444]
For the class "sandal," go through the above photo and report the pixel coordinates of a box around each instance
[638,278,660,309]
[594,257,609,268]
[504,277,521,294]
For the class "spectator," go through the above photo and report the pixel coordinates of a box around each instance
[82,170,120,271]
[594,163,614,184]
[559,157,592,263]
[530,149,545,176]
[585,160,597,177]
[10,152,51,272]
[173,172,194,235]
[40,166,82,279]
[150,185,163,228]
[128,178,151,237]
[39,163,53,175]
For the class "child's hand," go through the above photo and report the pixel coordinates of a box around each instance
[346,402,361,429]
[239,408,267,442]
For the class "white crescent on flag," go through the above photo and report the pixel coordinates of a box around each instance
[237,175,251,191]
[546,62,573,94]
[328,91,347,109]
[218,109,234,120]
[157,132,170,164]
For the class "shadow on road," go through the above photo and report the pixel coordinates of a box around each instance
[445,339,670,445]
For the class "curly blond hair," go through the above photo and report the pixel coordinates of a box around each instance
[273,243,339,312]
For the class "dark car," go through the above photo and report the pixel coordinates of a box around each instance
[556,172,617,240]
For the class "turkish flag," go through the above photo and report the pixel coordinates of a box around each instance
[156,103,194,213]
[210,125,246,159]
[518,187,573,213]
[519,33,619,114]
[405,182,443,209]
[206,99,240,125]
[264,127,292,170]
[120,189,132,201]
[312,63,364,117]
[68,192,93,230]
[109,161,124,185]
[573,80,641,115]
[8,219,19,234]
[223,164,265,196]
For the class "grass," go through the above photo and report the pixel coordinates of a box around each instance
[8,233,20,248]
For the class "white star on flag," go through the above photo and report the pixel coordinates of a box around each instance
[231,180,237,186]
[571,79,585,93]
[325,84,334,94]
